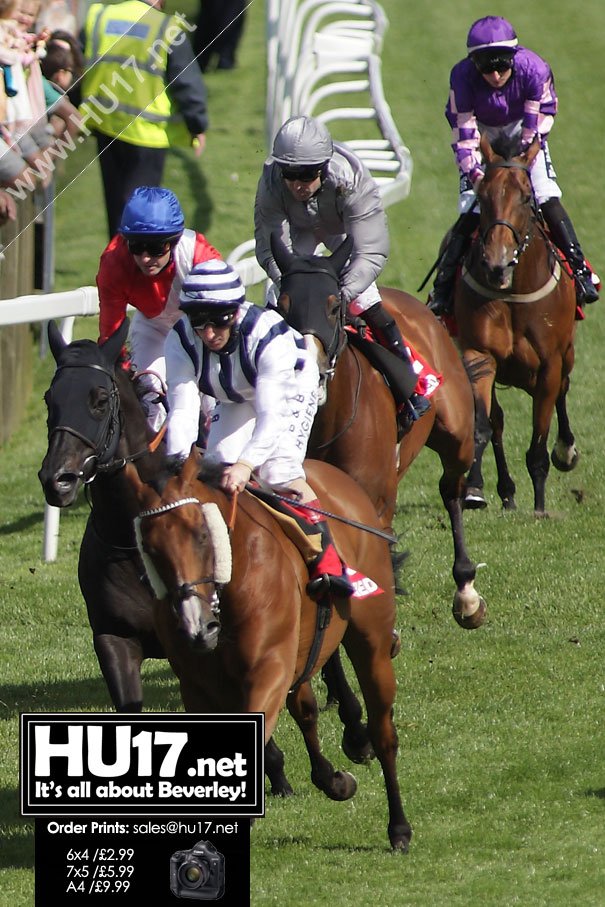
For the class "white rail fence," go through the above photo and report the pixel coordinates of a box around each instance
[0,0,412,561]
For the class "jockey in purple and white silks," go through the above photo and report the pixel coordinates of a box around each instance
[255,115,429,420]
[164,259,354,599]
[428,15,598,315]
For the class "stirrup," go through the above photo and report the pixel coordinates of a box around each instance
[307,572,354,600]
[407,394,431,421]
[574,270,599,304]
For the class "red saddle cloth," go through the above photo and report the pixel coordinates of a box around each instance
[345,325,443,398]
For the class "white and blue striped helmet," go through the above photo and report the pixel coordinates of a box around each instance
[179,260,245,316]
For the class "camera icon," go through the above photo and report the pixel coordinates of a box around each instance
[170,840,225,900]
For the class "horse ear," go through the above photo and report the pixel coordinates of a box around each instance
[480,132,496,164]
[124,461,158,509]
[47,320,67,363]
[523,136,541,167]
[270,231,294,275]
[99,318,130,367]
[181,445,202,486]
[329,236,354,276]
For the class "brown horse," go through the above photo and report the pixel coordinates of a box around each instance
[454,136,578,514]
[270,235,485,629]
[127,450,413,851]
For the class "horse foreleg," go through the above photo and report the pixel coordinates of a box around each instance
[344,629,412,852]
[94,634,144,712]
[264,737,294,798]
[551,378,579,473]
[286,682,357,801]
[321,648,374,763]
[490,388,517,509]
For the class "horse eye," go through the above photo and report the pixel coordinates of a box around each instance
[90,388,109,417]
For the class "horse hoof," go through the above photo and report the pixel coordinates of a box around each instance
[389,824,412,853]
[317,770,357,801]
[453,595,487,630]
[342,727,375,764]
[501,496,516,511]
[551,447,580,473]
[463,487,487,509]
[270,780,294,798]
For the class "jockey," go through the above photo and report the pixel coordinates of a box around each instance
[164,259,354,600]
[428,15,599,316]
[96,186,222,430]
[255,115,430,420]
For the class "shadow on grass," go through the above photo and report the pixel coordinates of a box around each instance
[167,147,213,235]
[0,787,33,870]
[0,664,180,719]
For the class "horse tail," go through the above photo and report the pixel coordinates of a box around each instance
[389,541,409,596]
[463,355,492,387]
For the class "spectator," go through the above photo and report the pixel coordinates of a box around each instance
[193,0,246,72]
[81,0,209,239]
[39,32,81,138]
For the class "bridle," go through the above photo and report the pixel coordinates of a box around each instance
[281,266,348,366]
[478,160,536,269]
[138,497,221,617]
[48,363,164,483]
[48,363,121,482]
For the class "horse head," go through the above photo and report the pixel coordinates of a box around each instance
[475,135,540,290]
[270,232,353,374]
[38,319,130,506]
[129,450,231,652]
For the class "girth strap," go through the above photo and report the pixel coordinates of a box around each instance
[289,591,333,694]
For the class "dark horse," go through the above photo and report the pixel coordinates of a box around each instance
[454,136,578,514]
[127,448,413,851]
[270,234,486,628]
[37,321,363,795]
[38,320,166,711]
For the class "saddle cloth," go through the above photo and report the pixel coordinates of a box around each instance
[346,325,442,399]
[245,483,383,600]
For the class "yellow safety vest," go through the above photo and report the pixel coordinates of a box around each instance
[81,0,191,148]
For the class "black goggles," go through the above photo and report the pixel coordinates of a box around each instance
[127,239,172,257]
[188,310,237,330]
[473,54,514,74]
[280,166,322,183]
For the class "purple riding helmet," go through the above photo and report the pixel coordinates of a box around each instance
[466,16,519,55]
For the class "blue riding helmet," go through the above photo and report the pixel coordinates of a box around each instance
[179,260,245,316]
[119,186,185,241]
[466,16,518,55]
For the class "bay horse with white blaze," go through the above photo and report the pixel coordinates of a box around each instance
[127,448,412,851]
[270,233,486,629]
[455,135,579,514]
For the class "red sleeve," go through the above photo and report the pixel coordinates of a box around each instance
[192,232,222,265]
[97,237,132,343]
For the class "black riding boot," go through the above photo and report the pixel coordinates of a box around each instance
[363,302,430,419]
[540,198,599,304]
[428,212,480,316]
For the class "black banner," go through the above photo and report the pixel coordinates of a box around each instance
[21,713,264,817]
[21,713,264,904]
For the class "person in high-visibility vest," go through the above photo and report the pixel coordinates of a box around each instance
[81,0,209,238]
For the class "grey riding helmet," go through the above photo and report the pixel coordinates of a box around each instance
[271,116,334,167]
